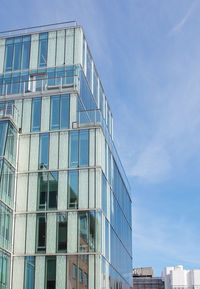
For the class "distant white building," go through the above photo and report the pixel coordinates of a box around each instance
[162,265,200,289]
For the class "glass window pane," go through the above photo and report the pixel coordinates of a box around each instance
[68,170,78,209]
[79,212,88,252]
[48,171,58,209]
[60,94,69,129]
[22,36,31,70]
[13,37,22,71]
[79,130,89,167]
[38,32,48,68]
[4,41,14,72]
[89,211,95,252]
[0,121,8,156]
[46,257,56,289]
[25,256,35,289]
[37,214,46,252]
[38,172,48,210]
[39,133,49,169]
[50,95,60,130]
[31,97,41,132]
[69,131,78,168]
[57,213,67,251]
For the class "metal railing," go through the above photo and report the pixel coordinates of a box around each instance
[0,21,77,37]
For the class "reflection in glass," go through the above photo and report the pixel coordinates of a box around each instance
[46,257,56,289]
[79,130,89,167]
[39,133,49,169]
[31,97,41,132]
[60,94,69,129]
[69,131,78,168]
[25,256,35,289]
[57,213,67,251]
[37,214,46,252]
[50,95,60,130]
[68,170,78,209]
[38,33,48,68]
[79,212,88,252]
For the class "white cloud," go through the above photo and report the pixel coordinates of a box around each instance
[169,0,198,35]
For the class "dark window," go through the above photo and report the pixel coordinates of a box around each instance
[50,94,69,130]
[57,213,67,251]
[38,172,58,210]
[68,170,78,209]
[37,214,46,252]
[46,257,56,289]
[48,171,58,209]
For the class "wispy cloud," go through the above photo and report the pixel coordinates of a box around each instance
[169,0,198,35]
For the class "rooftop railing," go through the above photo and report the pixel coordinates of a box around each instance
[0,103,20,127]
[0,21,77,38]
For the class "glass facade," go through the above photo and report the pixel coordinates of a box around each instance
[0,24,132,289]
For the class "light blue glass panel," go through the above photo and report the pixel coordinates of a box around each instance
[25,256,35,289]
[65,65,73,85]
[11,73,20,94]
[60,94,69,129]
[31,97,41,132]
[79,130,89,167]
[3,73,11,95]
[93,67,98,105]
[4,38,14,72]
[86,48,92,89]
[102,173,107,216]
[50,95,60,130]
[13,37,22,71]
[39,133,49,169]
[22,35,31,70]
[69,131,78,168]
[38,32,48,68]
[68,170,78,209]
[5,122,17,165]
[55,67,64,86]
[20,72,28,93]
[0,121,8,156]
[47,68,55,86]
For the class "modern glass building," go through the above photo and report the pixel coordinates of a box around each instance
[0,22,132,289]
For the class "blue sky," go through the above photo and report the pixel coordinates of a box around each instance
[1,0,200,276]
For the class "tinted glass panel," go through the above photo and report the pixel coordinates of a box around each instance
[39,134,49,169]
[50,95,60,130]
[4,41,14,72]
[13,38,22,71]
[60,94,69,129]
[57,213,67,251]
[25,256,35,289]
[68,170,78,209]
[48,171,58,209]
[22,36,31,70]
[46,257,56,289]
[31,97,41,132]
[69,131,78,168]
[79,130,89,167]
[39,33,48,67]
[79,212,88,251]
[38,172,48,210]
[37,214,46,251]
[0,122,8,156]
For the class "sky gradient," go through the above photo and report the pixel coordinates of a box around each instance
[1,0,200,276]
